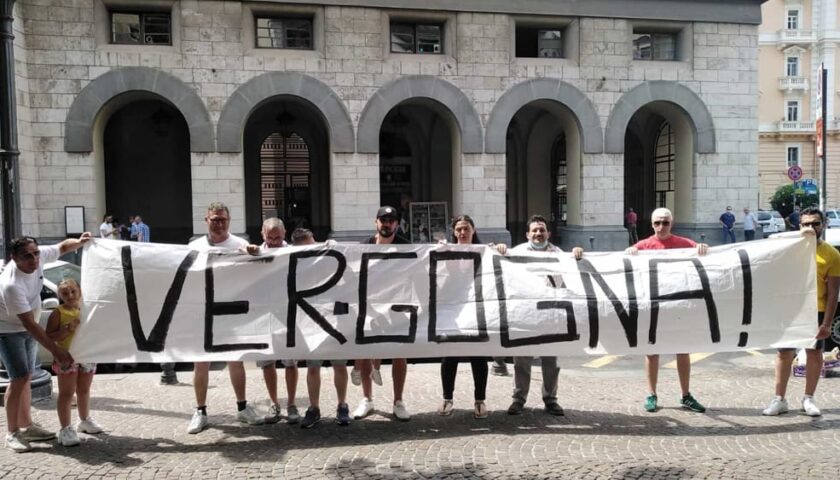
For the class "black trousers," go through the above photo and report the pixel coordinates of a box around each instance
[441,357,489,401]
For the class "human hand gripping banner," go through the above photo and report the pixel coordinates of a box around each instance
[72,236,818,363]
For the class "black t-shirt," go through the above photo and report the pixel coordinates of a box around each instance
[364,234,410,244]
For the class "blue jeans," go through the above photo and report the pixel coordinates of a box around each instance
[0,332,37,379]
[722,226,735,243]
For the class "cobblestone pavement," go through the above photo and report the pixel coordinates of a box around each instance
[1,355,838,479]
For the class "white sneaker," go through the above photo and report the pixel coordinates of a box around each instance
[77,417,104,434]
[5,432,31,453]
[393,400,410,421]
[236,405,265,425]
[187,410,208,434]
[350,368,362,386]
[264,404,282,424]
[57,426,80,447]
[371,368,383,386]
[762,396,789,416]
[353,398,374,419]
[802,396,821,417]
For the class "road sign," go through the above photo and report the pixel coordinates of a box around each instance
[802,178,818,195]
[787,165,803,181]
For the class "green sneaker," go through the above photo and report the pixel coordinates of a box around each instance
[644,394,658,412]
[680,393,706,413]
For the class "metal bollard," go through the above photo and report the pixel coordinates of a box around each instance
[589,236,595,250]
[700,233,706,243]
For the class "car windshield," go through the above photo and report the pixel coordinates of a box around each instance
[43,263,81,286]
[757,212,771,221]
[772,211,783,218]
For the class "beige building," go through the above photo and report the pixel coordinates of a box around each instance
[5,0,765,250]
[759,0,840,207]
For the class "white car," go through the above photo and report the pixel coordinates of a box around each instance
[825,209,840,228]
[756,210,786,237]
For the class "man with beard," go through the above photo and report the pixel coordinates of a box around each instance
[352,206,411,422]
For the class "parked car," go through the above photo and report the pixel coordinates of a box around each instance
[824,209,840,228]
[756,210,786,237]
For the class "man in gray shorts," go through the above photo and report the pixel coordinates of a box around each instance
[290,228,352,427]
[250,218,300,424]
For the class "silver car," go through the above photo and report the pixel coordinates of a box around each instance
[756,210,786,237]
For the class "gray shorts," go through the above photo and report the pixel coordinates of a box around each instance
[257,359,296,369]
[306,360,347,368]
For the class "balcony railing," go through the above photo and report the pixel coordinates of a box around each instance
[777,120,815,132]
[777,29,816,43]
[778,76,808,91]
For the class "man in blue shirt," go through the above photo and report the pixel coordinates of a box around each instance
[787,205,801,231]
[135,216,150,242]
[719,206,736,243]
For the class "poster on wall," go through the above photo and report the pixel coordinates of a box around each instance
[409,202,448,243]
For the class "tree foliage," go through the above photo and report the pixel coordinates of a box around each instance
[769,184,819,218]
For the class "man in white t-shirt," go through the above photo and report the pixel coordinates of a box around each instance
[186,202,264,434]
[98,214,115,239]
[0,233,91,452]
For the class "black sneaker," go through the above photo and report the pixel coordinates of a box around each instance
[507,402,525,415]
[301,407,321,429]
[336,403,351,426]
[545,402,565,416]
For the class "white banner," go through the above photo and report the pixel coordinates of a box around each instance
[73,236,818,362]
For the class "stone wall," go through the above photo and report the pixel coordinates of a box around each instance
[12,0,759,249]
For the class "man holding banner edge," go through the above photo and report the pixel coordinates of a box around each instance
[626,207,709,413]
[763,207,840,417]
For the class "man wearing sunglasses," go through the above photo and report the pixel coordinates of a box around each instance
[0,233,91,452]
[763,207,840,417]
[626,208,709,414]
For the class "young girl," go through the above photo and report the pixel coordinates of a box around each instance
[46,279,103,447]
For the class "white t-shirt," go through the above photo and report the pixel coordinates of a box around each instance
[260,241,288,252]
[188,234,249,252]
[99,222,114,239]
[0,245,61,333]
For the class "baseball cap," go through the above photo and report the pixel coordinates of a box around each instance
[376,205,399,220]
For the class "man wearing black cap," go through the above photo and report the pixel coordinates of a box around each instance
[352,206,412,421]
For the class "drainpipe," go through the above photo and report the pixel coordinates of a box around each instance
[0,0,22,259]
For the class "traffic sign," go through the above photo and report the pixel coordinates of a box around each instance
[787,165,803,181]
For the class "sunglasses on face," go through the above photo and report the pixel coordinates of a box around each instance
[653,220,671,226]
[801,221,822,228]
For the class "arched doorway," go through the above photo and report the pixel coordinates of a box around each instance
[505,101,582,243]
[378,100,455,243]
[243,96,330,241]
[623,102,693,239]
[103,98,193,243]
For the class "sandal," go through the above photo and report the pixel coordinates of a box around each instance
[438,399,454,416]
[474,401,488,419]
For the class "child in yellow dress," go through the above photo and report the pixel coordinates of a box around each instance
[46,279,103,446]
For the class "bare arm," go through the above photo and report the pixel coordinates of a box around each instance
[57,232,92,256]
[571,247,583,260]
[17,311,72,363]
[818,275,840,340]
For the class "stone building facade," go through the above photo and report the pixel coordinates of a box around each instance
[7,0,764,250]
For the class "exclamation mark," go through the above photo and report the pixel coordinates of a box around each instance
[737,249,752,347]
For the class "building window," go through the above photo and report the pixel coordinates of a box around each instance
[255,17,313,49]
[787,10,799,30]
[786,101,799,122]
[632,33,676,61]
[515,26,563,58]
[786,56,799,77]
[111,12,171,45]
[390,22,443,54]
[787,146,800,167]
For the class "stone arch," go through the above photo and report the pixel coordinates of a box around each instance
[605,81,715,154]
[217,72,354,153]
[357,76,483,153]
[65,67,213,152]
[485,78,603,154]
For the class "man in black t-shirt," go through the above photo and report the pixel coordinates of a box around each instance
[353,206,411,422]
